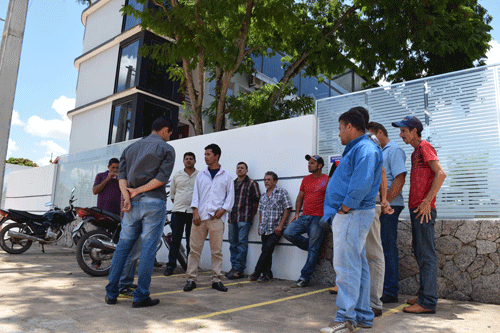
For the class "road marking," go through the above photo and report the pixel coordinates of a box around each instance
[172,287,331,323]
[117,281,252,298]
[382,303,406,317]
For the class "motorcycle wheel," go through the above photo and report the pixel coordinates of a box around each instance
[76,229,114,276]
[0,222,33,254]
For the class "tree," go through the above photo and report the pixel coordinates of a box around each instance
[6,157,38,167]
[75,0,93,6]
[126,0,492,134]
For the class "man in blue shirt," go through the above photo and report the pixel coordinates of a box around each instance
[321,108,383,333]
[367,122,407,304]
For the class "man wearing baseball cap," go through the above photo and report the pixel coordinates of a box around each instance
[283,154,329,288]
[392,116,446,314]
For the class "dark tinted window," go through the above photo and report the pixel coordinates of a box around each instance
[110,102,132,144]
[140,101,173,137]
[123,0,144,31]
[116,40,140,92]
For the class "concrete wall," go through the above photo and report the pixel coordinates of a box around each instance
[69,103,112,154]
[75,46,119,108]
[3,165,57,213]
[82,0,125,54]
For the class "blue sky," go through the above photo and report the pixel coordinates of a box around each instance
[2,0,500,166]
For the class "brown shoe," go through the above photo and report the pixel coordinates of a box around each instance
[372,307,382,317]
[403,304,435,314]
[406,297,418,305]
[329,285,339,294]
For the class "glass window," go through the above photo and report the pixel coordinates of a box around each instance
[262,53,284,82]
[110,102,132,144]
[140,101,173,137]
[251,54,263,72]
[116,40,140,93]
[123,0,144,32]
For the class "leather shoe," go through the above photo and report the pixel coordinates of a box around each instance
[132,297,160,308]
[406,297,418,305]
[403,304,435,314]
[372,307,382,317]
[183,280,196,292]
[105,296,117,305]
[212,281,228,292]
[380,294,399,303]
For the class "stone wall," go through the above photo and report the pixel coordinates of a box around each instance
[311,219,500,305]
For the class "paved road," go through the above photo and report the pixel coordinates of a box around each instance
[0,246,499,332]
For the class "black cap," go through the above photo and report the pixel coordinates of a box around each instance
[305,154,325,166]
[392,116,423,132]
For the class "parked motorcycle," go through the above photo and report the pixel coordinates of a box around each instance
[0,187,78,254]
[72,205,187,277]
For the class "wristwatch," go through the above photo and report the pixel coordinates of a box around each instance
[338,207,349,214]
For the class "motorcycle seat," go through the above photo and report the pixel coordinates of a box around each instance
[8,209,46,222]
[89,207,121,222]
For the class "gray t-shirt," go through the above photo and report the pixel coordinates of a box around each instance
[118,133,176,202]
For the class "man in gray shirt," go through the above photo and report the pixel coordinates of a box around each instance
[105,116,175,308]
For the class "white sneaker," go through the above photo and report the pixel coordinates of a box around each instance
[320,321,355,333]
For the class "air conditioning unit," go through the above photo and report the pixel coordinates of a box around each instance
[249,75,264,89]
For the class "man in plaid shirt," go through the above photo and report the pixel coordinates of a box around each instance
[248,171,292,282]
[226,162,261,279]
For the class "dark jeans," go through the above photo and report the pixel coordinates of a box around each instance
[167,212,192,269]
[253,233,281,277]
[380,206,404,298]
[283,215,324,283]
[410,208,438,311]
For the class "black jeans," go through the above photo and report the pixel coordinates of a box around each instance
[253,232,281,277]
[167,212,192,269]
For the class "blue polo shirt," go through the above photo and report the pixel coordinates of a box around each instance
[324,135,383,221]
[382,141,407,207]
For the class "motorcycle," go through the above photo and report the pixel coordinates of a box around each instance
[0,187,78,254]
[72,204,187,277]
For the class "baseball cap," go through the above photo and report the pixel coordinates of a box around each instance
[391,116,423,132]
[305,154,325,166]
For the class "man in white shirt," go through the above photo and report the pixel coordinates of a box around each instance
[184,144,234,292]
[164,152,199,276]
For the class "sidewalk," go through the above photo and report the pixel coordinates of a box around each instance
[1,246,499,333]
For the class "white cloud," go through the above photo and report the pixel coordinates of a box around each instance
[24,95,75,141]
[11,110,25,126]
[7,138,19,158]
[36,140,68,166]
[486,40,500,65]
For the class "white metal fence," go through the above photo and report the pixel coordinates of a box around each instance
[317,64,500,219]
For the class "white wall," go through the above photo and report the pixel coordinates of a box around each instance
[4,165,57,213]
[154,115,318,280]
[75,46,119,108]
[69,103,113,154]
[82,0,125,54]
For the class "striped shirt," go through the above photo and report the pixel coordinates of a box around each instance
[258,186,292,235]
[229,176,261,223]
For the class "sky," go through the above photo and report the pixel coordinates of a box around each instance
[1,0,500,166]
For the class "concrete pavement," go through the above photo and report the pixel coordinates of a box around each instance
[0,246,499,333]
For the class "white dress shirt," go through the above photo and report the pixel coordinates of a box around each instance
[171,168,199,213]
[191,165,235,220]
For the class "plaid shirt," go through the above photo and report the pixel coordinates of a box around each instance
[229,176,261,223]
[258,186,292,235]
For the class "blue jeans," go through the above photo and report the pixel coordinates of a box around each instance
[228,221,252,272]
[283,215,324,283]
[332,209,375,327]
[118,237,141,290]
[380,205,403,298]
[167,212,192,269]
[410,208,438,311]
[105,197,166,302]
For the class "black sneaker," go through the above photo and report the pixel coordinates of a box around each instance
[132,297,160,308]
[258,275,270,283]
[183,280,196,292]
[129,284,138,290]
[212,281,228,292]
[380,294,399,303]
[248,272,260,281]
[105,296,117,305]
[163,266,174,276]
[291,279,308,288]
[227,270,244,279]
[119,286,135,298]
[225,268,236,278]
